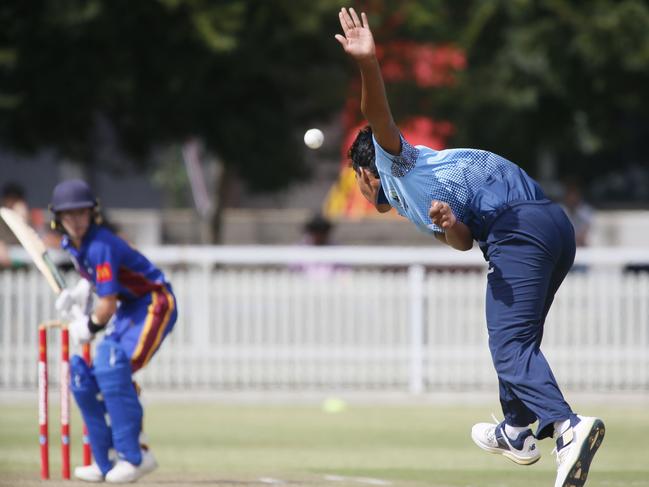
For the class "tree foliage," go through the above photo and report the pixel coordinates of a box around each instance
[2,0,648,198]
[395,0,649,186]
[0,0,347,191]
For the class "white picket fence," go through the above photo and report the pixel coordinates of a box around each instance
[1,246,648,394]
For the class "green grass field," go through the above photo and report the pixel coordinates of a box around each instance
[1,399,647,487]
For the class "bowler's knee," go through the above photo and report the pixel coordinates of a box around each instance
[490,334,541,379]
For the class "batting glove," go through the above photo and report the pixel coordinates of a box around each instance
[55,289,75,321]
[68,307,94,346]
[55,279,93,321]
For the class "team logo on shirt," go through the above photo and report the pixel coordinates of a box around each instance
[389,189,407,210]
[96,263,113,283]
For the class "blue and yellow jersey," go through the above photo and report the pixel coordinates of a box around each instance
[373,135,546,240]
[62,224,167,301]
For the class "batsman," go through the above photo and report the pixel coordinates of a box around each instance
[50,179,177,483]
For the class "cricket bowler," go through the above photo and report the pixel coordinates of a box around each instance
[336,7,604,487]
[50,179,177,483]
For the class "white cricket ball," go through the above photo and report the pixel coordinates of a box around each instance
[304,128,324,149]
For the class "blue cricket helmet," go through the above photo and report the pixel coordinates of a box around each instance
[50,179,97,212]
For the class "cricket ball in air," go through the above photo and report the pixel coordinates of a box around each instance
[304,128,324,149]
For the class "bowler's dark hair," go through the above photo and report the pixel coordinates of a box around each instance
[348,125,379,178]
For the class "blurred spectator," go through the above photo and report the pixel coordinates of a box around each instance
[293,213,338,278]
[0,237,8,267]
[561,179,593,247]
[1,182,29,219]
[0,182,30,267]
[0,182,64,269]
[302,213,333,246]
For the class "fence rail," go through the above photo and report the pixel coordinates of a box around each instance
[1,246,648,393]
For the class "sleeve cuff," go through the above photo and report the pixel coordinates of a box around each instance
[88,315,106,334]
[372,134,419,178]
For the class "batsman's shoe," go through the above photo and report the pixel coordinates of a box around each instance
[105,450,157,483]
[553,416,605,487]
[74,463,105,483]
[471,416,540,465]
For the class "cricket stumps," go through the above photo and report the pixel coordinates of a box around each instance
[38,321,92,480]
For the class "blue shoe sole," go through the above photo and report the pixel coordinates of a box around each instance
[561,419,605,487]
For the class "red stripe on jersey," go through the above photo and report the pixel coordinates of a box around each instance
[130,288,174,372]
[118,267,161,298]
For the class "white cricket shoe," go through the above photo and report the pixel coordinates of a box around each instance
[471,416,540,465]
[105,449,158,483]
[553,416,605,487]
[74,462,105,482]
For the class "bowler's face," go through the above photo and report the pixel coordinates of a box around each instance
[354,167,380,205]
[60,208,92,240]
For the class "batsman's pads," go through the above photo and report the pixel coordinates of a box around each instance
[94,340,143,467]
[70,355,114,475]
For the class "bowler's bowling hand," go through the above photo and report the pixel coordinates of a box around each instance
[429,200,457,230]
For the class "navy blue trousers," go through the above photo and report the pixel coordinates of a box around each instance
[481,200,576,439]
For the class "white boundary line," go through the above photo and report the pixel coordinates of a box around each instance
[324,475,392,485]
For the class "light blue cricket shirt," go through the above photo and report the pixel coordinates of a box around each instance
[373,135,546,240]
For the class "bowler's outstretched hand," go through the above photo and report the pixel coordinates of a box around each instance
[335,8,375,61]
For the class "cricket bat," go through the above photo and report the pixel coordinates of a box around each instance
[3,206,94,466]
[0,206,66,294]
